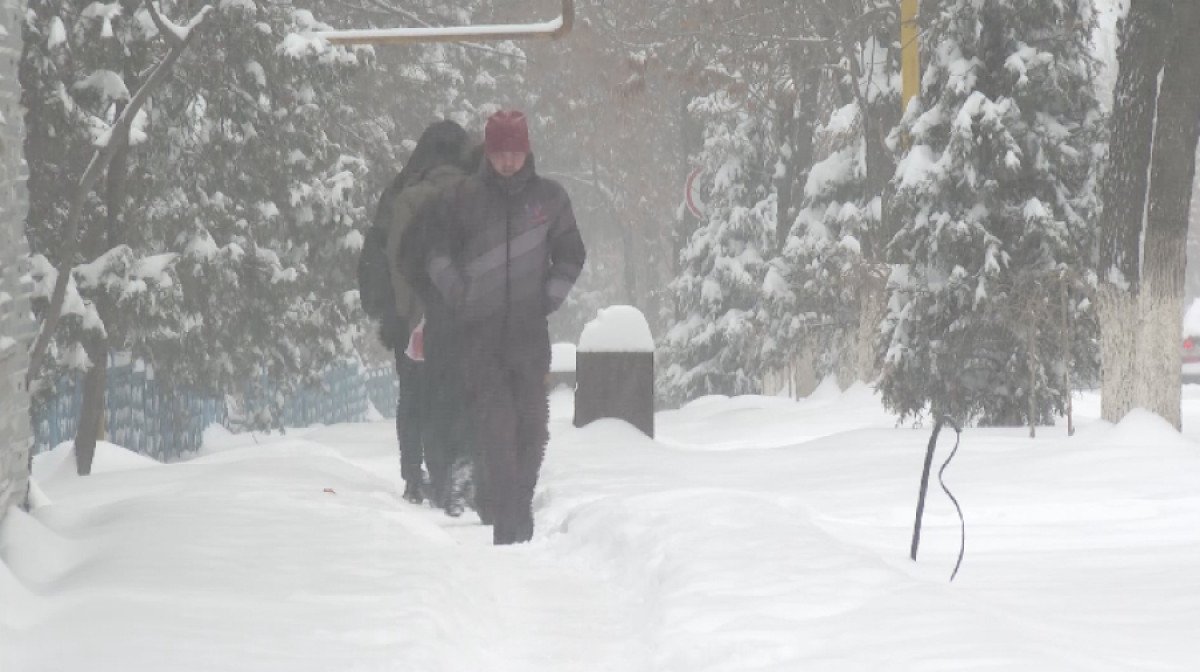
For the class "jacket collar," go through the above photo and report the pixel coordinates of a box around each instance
[480,153,537,196]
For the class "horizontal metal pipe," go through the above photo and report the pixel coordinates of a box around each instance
[314,0,573,46]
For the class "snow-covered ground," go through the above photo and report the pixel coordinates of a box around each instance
[5,381,1200,670]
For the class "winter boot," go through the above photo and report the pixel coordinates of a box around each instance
[402,479,423,505]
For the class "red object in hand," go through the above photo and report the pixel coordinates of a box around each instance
[406,319,425,362]
[1186,338,1194,351]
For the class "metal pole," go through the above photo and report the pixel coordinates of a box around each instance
[315,0,574,46]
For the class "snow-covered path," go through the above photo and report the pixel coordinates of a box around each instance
[2,416,646,672]
[6,383,1200,670]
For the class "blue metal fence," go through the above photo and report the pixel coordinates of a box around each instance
[365,365,400,418]
[33,358,398,461]
[281,360,372,428]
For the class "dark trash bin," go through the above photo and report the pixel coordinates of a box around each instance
[572,306,655,438]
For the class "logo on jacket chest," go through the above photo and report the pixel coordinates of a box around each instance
[526,203,549,227]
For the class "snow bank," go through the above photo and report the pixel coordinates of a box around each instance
[26,478,52,509]
[363,400,386,422]
[0,513,62,630]
[32,441,161,485]
[551,343,577,373]
[10,383,1200,670]
[578,305,654,353]
[659,378,893,451]
[539,389,1200,668]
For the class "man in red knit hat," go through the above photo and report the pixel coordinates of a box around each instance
[417,109,586,544]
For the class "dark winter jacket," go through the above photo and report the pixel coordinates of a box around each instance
[423,155,586,351]
[384,164,470,324]
[358,178,405,323]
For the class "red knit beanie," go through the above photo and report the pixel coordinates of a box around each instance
[484,110,531,154]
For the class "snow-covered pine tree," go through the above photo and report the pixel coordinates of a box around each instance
[133,4,370,428]
[22,1,377,461]
[879,0,1102,426]
[778,6,900,387]
[659,88,779,405]
[658,0,856,404]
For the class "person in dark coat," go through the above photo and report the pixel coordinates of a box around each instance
[402,142,490,518]
[360,120,470,505]
[421,110,586,544]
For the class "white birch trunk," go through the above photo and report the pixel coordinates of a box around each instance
[1136,285,1183,428]
[1099,287,1139,424]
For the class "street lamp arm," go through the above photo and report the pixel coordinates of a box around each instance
[314,0,574,46]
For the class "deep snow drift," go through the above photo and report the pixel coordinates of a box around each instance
[4,383,1200,671]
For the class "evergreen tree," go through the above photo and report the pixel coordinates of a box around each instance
[22,1,377,448]
[660,89,779,405]
[134,3,371,427]
[777,6,900,386]
[879,0,1103,426]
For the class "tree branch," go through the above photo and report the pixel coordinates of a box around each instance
[146,0,185,49]
[26,2,214,387]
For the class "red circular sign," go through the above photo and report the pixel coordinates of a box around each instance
[685,167,705,219]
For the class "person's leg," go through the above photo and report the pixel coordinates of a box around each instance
[472,428,494,526]
[471,350,521,544]
[511,362,550,543]
[396,353,424,503]
[423,347,454,509]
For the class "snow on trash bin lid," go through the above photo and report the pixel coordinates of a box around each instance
[551,343,577,372]
[578,305,654,353]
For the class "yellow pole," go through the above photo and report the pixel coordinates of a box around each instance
[901,0,920,113]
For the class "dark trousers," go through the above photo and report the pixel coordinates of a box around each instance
[467,343,550,545]
[422,324,468,506]
[394,349,425,486]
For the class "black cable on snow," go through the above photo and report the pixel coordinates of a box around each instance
[937,418,965,582]
[909,415,967,582]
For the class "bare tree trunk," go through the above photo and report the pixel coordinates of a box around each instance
[785,66,820,245]
[854,270,887,383]
[74,334,107,475]
[1028,315,1038,439]
[1139,0,1200,429]
[1097,0,1171,424]
[1061,277,1075,436]
[1099,287,1139,421]
[845,17,897,388]
[73,94,134,474]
